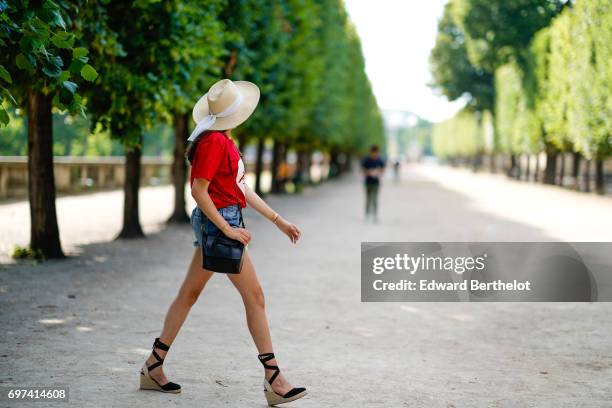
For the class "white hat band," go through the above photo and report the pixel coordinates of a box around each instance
[187,92,243,142]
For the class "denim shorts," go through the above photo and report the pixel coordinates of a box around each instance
[191,204,242,247]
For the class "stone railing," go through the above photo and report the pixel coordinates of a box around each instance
[0,156,172,199]
[0,154,327,199]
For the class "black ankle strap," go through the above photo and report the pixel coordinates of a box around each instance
[153,337,170,352]
[258,352,280,385]
[148,338,170,372]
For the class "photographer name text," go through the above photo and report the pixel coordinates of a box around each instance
[371,253,531,292]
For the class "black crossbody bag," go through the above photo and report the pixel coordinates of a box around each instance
[201,149,245,274]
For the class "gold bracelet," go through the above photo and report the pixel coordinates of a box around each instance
[272,213,280,224]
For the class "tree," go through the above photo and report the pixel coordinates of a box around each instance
[1,0,103,258]
[537,11,574,184]
[276,0,324,189]
[453,0,567,71]
[436,0,590,184]
[495,61,540,179]
[524,28,551,182]
[310,0,352,177]
[429,0,496,171]
[432,108,483,165]
[453,0,567,175]
[86,0,183,238]
[217,0,382,192]
[220,0,293,194]
[162,0,226,223]
[344,25,384,158]
[429,1,494,113]
[568,0,611,194]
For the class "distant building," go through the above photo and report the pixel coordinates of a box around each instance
[382,110,432,161]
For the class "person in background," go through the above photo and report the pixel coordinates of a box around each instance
[393,158,401,182]
[277,160,291,193]
[361,145,385,222]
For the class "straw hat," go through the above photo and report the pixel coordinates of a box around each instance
[188,79,260,141]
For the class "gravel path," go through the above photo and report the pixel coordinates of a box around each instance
[1,164,611,407]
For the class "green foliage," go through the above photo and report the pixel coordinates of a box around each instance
[280,0,325,146]
[307,0,383,153]
[0,108,26,154]
[496,0,610,159]
[539,11,572,151]
[522,27,549,151]
[0,108,176,157]
[453,0,567,71]
[567,0,612,159]
[52,114,124,156]
[143,123,173,157]
[12,245,44,262]
[85,1,183,146]
[433,108,483,159]
[224,1,293,140]
[2,0,381,155]
[0,0,101,125]
[161,0,226,117]
[309,0,352,149]
[222,0,382,152]
[429,1,494,112]
[433,0,610,163]
[495,61,539,154]
[480,110,495,154]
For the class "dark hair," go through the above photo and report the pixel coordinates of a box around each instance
[185,132,206,165]
[369,145,379,153]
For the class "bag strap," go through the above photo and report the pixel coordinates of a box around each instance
[227,142,245,228]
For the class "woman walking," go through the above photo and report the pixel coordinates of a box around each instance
[139,79,307,406]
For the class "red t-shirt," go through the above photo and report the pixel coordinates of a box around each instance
[190,131,247,209]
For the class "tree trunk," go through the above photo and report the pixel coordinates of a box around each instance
[595,158,605,195]
[345,152,353,172]
[294,148,304,192]
[294,149,311,192]
[558,153,566,187]
[271,140,284,193]
[489,154,496,173]
[27,90,64,258]
[508,154,517,178]
[544,147,557,185]
[525,155,531,181]
[281,142,289,192]
[572,152,581,190]
[303,150,312,184]
[329,148,340,178]
[585,160,591,192]
[338,152,349,173]
[118,141,144,238]
[305,150,313,184]
[254,137,265,196]
[168,113,190,223]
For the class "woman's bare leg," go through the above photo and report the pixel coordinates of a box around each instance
[227,250,295,395]
[146,247,214,384]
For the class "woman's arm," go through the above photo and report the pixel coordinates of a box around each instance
[244,184,301,244]
[191,178,251,245]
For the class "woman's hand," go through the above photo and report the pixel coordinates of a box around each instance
[275,217,301,244]
[223,226,251,245]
